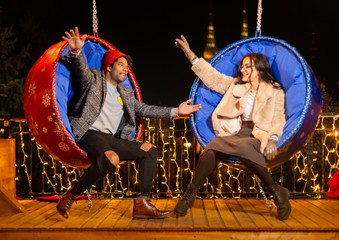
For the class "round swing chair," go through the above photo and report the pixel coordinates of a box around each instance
[189,35,323,170]
[23,35,143,169]
[189,0,323,171]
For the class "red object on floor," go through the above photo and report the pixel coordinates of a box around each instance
[325,172,339,199]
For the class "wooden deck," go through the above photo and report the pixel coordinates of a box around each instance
[0,198,338,239]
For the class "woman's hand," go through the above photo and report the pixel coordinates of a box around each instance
[175,35,196,61]
[178,99,201,115]
[264,139,278,160]
[62,27,86,53]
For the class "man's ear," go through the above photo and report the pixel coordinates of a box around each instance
[106,66,112,72]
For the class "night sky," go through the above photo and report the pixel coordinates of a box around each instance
[2,0,339,107]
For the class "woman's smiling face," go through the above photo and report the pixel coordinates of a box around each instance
[240,56,259,83]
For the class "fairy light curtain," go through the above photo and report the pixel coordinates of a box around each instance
[12,115,338,197]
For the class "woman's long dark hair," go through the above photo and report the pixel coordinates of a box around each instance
[236,53,281,89]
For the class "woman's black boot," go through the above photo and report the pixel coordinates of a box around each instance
[267,183,291,221]
[174,184,198,216]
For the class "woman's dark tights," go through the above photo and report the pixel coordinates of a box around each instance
[192,149,275,189]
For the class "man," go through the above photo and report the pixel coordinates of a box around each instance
[56,27,201,219]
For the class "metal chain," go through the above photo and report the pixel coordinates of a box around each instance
[255,175,274,213]
[255,0,263,37]
[92,0,98,37]
[85,189,93,212]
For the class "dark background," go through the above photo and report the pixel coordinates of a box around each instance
[1,0,338,107]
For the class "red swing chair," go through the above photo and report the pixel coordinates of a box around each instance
[23,35,143,169]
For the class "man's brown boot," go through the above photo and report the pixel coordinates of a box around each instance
[133,199,172,219]
[56,189,78,219]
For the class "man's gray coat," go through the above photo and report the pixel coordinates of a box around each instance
[66,51,177,142]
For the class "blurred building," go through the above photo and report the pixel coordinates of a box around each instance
[203,0,218,60]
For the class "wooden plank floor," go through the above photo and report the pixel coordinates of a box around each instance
[0,198,338,239]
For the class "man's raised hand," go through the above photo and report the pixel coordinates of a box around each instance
[62,27,86,53]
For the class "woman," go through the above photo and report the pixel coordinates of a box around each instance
[174,35,291,221]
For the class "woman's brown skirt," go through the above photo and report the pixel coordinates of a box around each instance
[204,122,267,168]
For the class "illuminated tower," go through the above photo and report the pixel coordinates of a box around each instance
[203,0,218,60]
[241,0,249,39]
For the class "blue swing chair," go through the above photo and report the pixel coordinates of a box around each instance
[189,36,323,170]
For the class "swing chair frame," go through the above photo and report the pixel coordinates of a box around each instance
[23,35,143,169]
[189,35,322,169]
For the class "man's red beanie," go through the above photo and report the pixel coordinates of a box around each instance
[102,49,126,71]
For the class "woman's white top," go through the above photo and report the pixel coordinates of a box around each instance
[242,89,257,121]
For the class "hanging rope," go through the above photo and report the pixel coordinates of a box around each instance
[92,0,99,37]
[255,0,263,37]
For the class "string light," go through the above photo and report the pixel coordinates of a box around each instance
[182,118,194,184]
[4,114,338,198]
[158,118,170,193]
[294,115,339,197]
[18,122,32,193]
[115,164,127,197]
[131,161,139,185]
[36,141,57,192]
[169,118,180,194]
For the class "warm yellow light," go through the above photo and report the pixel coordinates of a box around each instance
[184,142,191,148]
